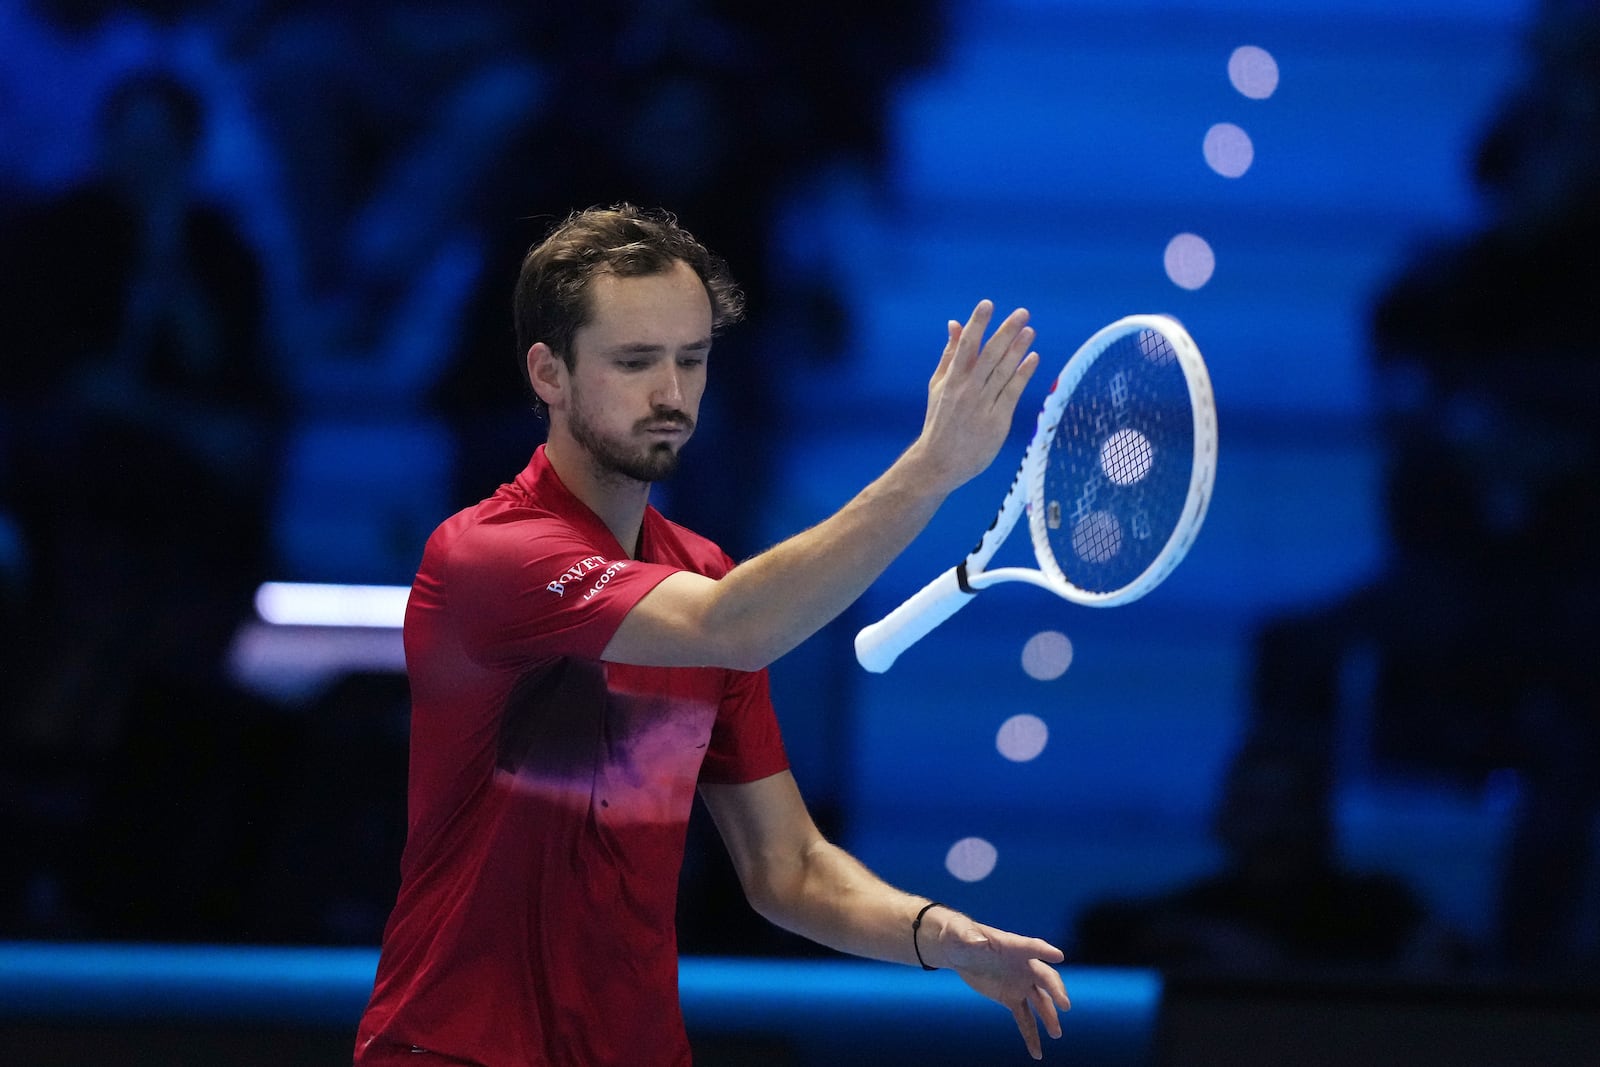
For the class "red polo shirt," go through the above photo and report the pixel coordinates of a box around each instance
[356,446,788,1066]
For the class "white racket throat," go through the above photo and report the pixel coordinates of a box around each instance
[856,314,1217,673]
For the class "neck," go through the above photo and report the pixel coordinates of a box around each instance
[543,434,651,557]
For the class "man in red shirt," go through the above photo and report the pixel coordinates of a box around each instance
[355,205,1070,1065]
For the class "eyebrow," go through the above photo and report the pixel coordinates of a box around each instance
[604,338,713,355]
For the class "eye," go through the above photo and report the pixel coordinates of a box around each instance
[677,355,706,369]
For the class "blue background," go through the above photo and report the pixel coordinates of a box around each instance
[2,0,1597,1060]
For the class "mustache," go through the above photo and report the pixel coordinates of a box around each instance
[636,409,694,432]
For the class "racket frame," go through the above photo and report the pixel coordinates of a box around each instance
[1011,313,1217,606]
[854,314,1216,673]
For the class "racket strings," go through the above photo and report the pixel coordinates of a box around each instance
[1138,329,1179,366]
[1040,330,1196,593]
[1100,427,1155,486]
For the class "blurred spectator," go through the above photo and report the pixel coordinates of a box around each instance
[227,3,554,583]
[235,0,549,413]
[0,67,285,938]
[0,4,171,193]
[1359,0,1600,975]
[1072,731,1463,975]
[1207,0,1600,976]
[0,0,947,944]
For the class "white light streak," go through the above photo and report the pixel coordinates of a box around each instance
[254,582,410,628]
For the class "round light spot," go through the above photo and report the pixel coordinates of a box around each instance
[1164,233,1215,290]
[1021,629,1074,681]
[1203,122,1254,178]
[1072,509,1123,563]
[945,836,998,882]
[997,713,1049,762]
[1101,428,1154,486]
[1228,45,1279,100]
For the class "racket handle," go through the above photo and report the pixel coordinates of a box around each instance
[855,566,976,673]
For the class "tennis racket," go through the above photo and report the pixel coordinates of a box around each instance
[855,314,1217,673]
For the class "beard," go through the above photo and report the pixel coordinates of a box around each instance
[568,396,694,484]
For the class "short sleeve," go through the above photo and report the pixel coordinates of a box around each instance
[699,666,789,785]
[446,517,680,670]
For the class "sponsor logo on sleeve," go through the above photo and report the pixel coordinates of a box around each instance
[544,555,630,601]
[581,559,629,601]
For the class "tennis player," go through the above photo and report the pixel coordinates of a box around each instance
[354,205,1070,1066]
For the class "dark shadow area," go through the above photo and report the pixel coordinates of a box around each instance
[1071,0,1600,985]
[0,0,943,953]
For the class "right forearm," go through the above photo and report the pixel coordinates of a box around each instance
[702,443,954,668]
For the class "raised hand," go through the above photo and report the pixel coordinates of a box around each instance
[909,300,1041,494]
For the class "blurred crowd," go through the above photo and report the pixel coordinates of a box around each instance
[0,0,940,944]
[2,0,1595,984]
[1073,0,1600,980]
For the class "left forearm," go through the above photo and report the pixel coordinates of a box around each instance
[748,838,939,968]
[703,773,1070,1059]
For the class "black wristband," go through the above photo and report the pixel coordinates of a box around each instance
[912,901,945,971]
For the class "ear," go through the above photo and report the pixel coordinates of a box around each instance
[527,342,566,412]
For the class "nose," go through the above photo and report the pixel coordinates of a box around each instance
[655,364,687,408]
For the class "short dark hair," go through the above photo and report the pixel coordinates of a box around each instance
[512,204,745,413]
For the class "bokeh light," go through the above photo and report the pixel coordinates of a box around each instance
[1203,122,1254,178]
[944,836,998,882]
[996,713,1049,762]
[1101,427,1154,486]
[1228,45,1280,100]
[1021,630,1074,681]
[1164,232,1215,290]
[1072,509,1124,563]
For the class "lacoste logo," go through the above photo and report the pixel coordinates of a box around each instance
[581,560,628,601]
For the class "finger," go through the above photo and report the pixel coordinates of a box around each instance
[982,325,1036,392]
[956,300,996,369]
[1030,938,1067,966]
[974,307,1031,376]
[1011,999,1043,1061]
[1029,983,1063,1040]
[988,349,1041,413]
[929,319,961,388]
[1030,957,1072,1010]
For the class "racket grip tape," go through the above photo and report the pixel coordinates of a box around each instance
[854,566,977,673]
